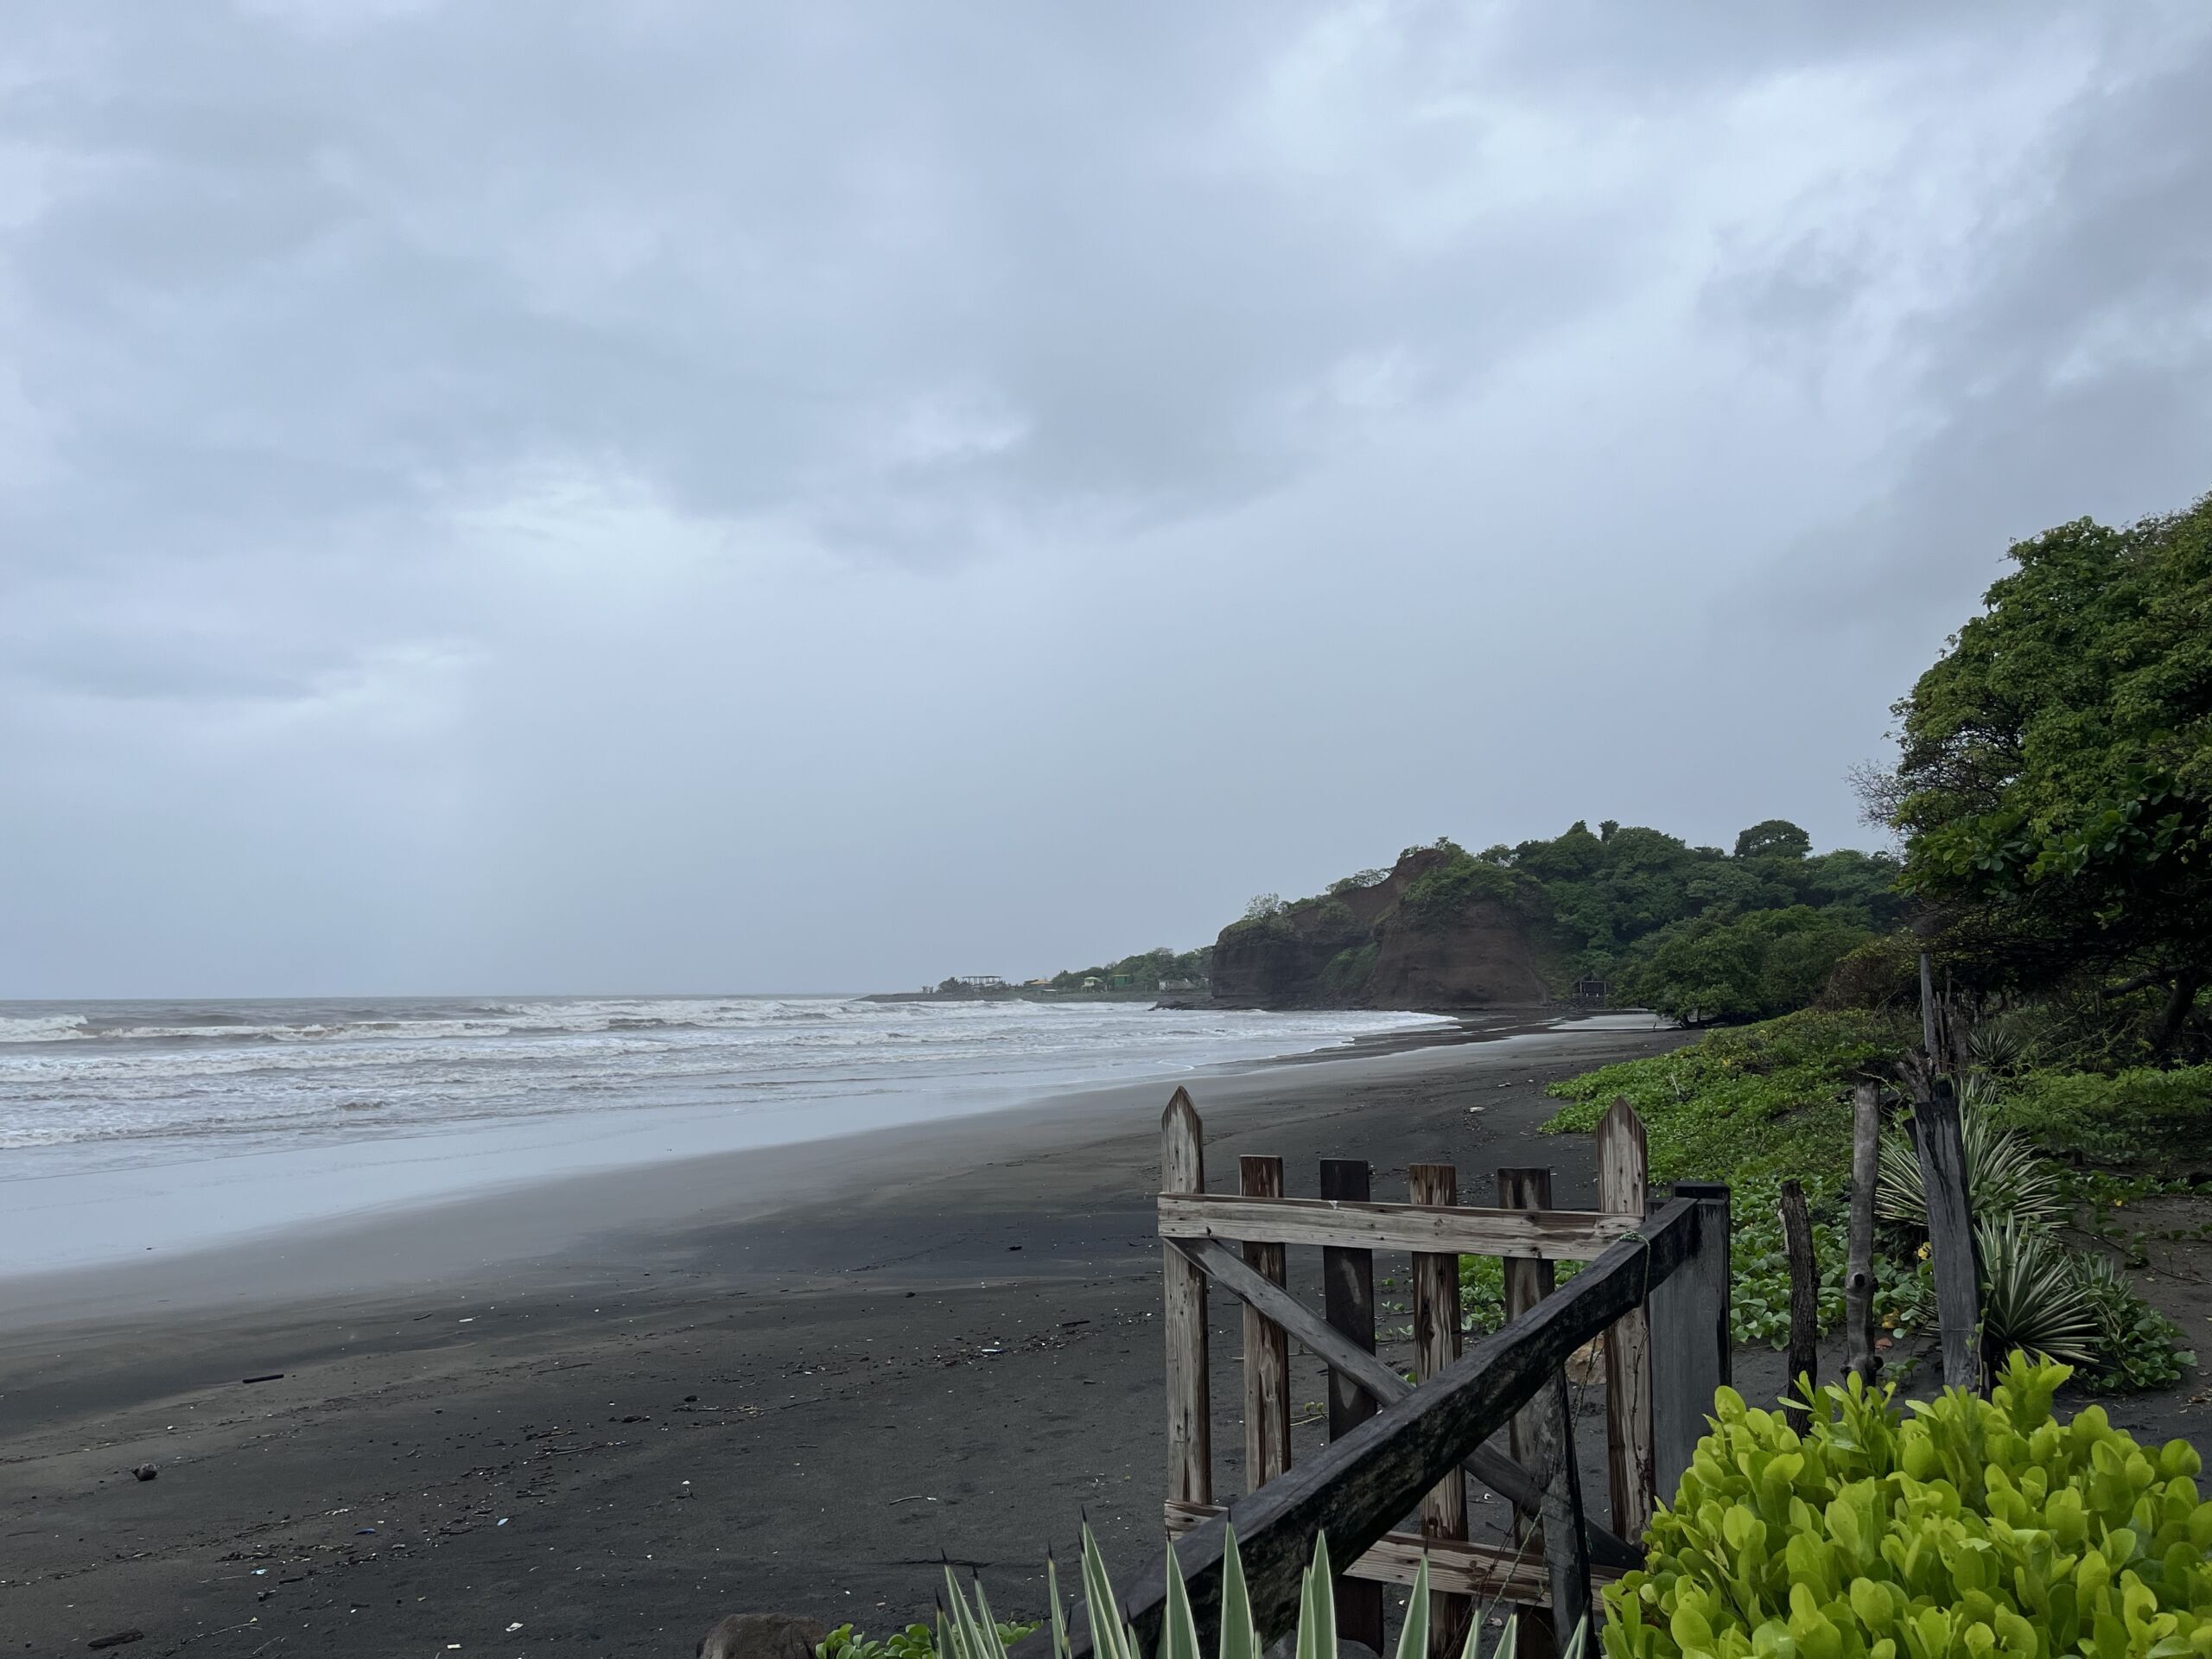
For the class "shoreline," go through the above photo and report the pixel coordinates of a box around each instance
[0,1017,1694,1656]
[0,1004,1498,1291]
[0,1009,1615,1332]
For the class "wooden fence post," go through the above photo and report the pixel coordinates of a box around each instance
[1319,1158,1385,1655]
[1410,1162,1470,1659]
[1531,1370,1592,1643]
[1594,1101,1654,1541]
[1777,1179,1817,1424]
[1650,1182,1730,1504]
[1843,1084,1881,1388]
[1496,1168,1556,1494]
[1162,1089,1211,1509]
[1911,1077,1982,1393]
[1241,1155,1293,1492]
[1500,1164,1590,1650]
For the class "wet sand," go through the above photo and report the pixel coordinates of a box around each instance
[8,1016,2202,1658]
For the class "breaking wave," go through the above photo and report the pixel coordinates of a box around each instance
[0,995,1449,1163]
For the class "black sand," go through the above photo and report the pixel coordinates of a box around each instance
[5,1020,2206,1658]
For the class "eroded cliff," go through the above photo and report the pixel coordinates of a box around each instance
[1209,845,1554,1010]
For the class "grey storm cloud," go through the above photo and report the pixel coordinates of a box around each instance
[3,2,2209,996]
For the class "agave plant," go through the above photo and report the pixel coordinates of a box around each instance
[936,1520,1574,1659]
[1876,1096,2065,1231]
[1977,1211,2099,1366]
[1965,1013,2038,1075]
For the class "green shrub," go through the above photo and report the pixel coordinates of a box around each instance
[2075,1253,2196,1392]
[1319,942,1379,998]
[1399,849,1535,931]
[1623,908,1876,1025]
[1604,1356,2212,1659]
[1460,1252,1582,1335]
[1726,1185,1932,1349]
[821,1624,1001,1659]
[1995,1065,2212,1168]
[1545,1010,1907,1191]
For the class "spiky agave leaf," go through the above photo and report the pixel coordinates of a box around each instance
[939,1567,993,1659]
[1557,1615,1589,1659]
[1877,1100,2065,1230]
[1078,1522,1132,1659]
[1293,1532,1338,1659]
[1393,1555,1431,1659]
[1160,1535,1200,1659]
[1217,1529,1258,1659]
[1310,1531,1335,1653]
[1046,1554,1071,1659]
[969,1574,1012,1659]
[1979,1213,2098,1365]
[1487,1612,1519,1659]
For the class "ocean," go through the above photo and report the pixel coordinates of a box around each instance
[0,995,1448,1274]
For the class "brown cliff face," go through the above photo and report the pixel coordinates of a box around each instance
[1210,847,1553,1011]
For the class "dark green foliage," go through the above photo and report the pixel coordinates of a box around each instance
[2075,1252,2195,1391]
[1993,1064,2212,1167]
[1215,813,1900,1014]
[1047,944,1212,993]
[819,1620,1039,1659]
[1487,817,1902,1001]
[1727,1198,1932,1350]
[1319,942,1378,997]
[1881,493,2212,1053]
[1396,844,1535,931]
[1624,906,1876,1023]
[1733,819,1813,861]
[1548,1010,2194,1389]
[1543,1009,1904,1191]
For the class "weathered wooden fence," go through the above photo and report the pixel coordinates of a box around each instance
[1017,1089,1733,1659]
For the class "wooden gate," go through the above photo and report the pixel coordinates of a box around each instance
[1101,1086,1732,1659]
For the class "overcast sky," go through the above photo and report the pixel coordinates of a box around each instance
[4,3,2209,998]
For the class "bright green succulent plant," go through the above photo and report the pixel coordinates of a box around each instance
[1602,1355,2212,1659]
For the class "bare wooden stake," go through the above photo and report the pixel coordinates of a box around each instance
[1410,1161,1470,1659]
[1319,1158,1384,1654]
[1161,1088,1211,1506]
[1911,1077,1982,1393]
[1240,1154,1293,1492]
[1843,1083,1881,1389]
[1777,1179,1818,1423]
[1594,1100,1654,1541]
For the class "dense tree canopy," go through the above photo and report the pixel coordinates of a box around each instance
[1203,818,1899,1019]
[1887,493,2212,1051]
[1473,817,1902,985]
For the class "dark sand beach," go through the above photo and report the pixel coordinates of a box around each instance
[5,1018,2206,1658]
